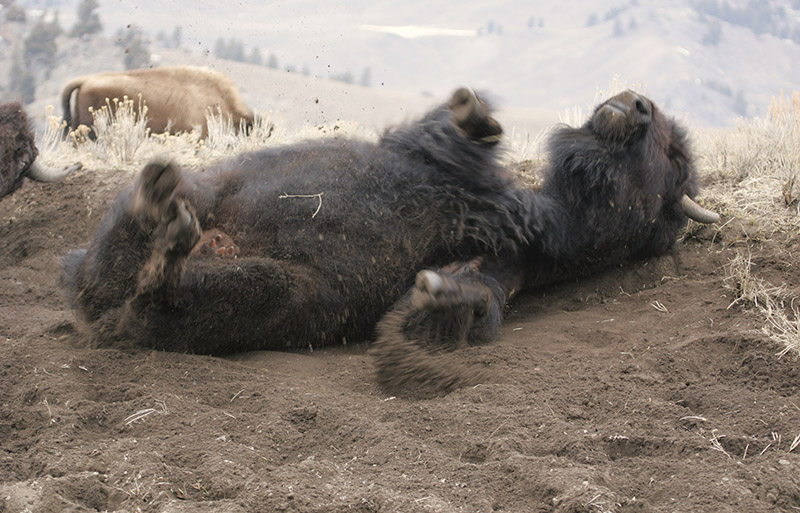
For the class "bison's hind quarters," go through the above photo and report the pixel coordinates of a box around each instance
[371,266,504,398]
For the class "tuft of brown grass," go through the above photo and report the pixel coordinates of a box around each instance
[724,251,800,358]
[90,95,151,166]
[695,90,800,234]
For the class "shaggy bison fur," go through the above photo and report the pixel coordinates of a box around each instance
[61,89,717,394]
[371,90,719,393]
[0,102,81,199]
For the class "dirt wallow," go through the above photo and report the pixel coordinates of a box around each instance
[0,91,798,511]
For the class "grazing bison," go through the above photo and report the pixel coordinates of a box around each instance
[61,89,717,392]
[61,66,255,138]
[1,102,81,199]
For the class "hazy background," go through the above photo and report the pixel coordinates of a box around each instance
[2,0,799,132]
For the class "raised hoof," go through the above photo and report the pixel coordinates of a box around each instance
[134,160,183,222]
[447,87,502,144]
[192,229,240,258]
[411,269,492,315]
[161,198,201,254]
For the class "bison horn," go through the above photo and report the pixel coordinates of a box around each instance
[25,161,82,183]
[680,194,720,224]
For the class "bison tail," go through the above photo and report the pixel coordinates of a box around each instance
[60,78,83,136]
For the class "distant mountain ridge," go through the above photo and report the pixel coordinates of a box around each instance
[10,0,800,127]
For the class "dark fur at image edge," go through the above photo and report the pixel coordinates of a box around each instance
[0,102,38,198]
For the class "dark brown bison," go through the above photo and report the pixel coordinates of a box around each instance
[372,90,719,392]
[1,102,81,199]
[61,89,717,390]
[61,66,255,138]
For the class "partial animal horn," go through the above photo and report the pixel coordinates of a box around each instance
[680,194,719,224]
[25,161,82,183]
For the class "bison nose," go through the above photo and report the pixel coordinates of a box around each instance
[608,90,652,119]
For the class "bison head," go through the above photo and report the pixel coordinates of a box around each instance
[1,102,82,199]
[588,90,719,225]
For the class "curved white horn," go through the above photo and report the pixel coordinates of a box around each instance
[25,162,82,183]
[680,194,719,224]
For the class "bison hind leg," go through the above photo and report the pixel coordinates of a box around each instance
[133,160,183,222]
[130,160,201,296]
[371,265,504,398]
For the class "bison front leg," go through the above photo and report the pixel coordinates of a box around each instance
[371,259,513,397]
[129,161,201,303]
[73,161,203,347]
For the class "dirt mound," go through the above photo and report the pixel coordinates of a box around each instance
[1,167,798,512]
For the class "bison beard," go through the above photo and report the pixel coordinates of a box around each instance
[62,89,717,396]
[0,102,81,199]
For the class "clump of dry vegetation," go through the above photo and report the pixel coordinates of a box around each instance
[695,90,800,233]
[724,251,800,357]
[90,96,151,165]
[705,91,800,357]
[36,97,370,174]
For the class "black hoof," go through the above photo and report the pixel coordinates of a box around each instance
[447,87,502,144]
[161,199,201,254]
[411,269,492,316]
[134,160,183,222]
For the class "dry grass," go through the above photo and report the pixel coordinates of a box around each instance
[724,251,800,358]
[90,96,151,166]
[35,101,375,175]
[700,91,800,358]
[695,90,800,235]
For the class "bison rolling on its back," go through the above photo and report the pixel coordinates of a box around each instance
[61,88,717,392]
[1,102,81,200]
[61,66,254,138]
[372,90,719,390]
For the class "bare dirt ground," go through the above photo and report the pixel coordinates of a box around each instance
[0,163,798,512]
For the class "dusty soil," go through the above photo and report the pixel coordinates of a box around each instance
[0,166,798,513]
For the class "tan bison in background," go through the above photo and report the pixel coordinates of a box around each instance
[61,66,255,138]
